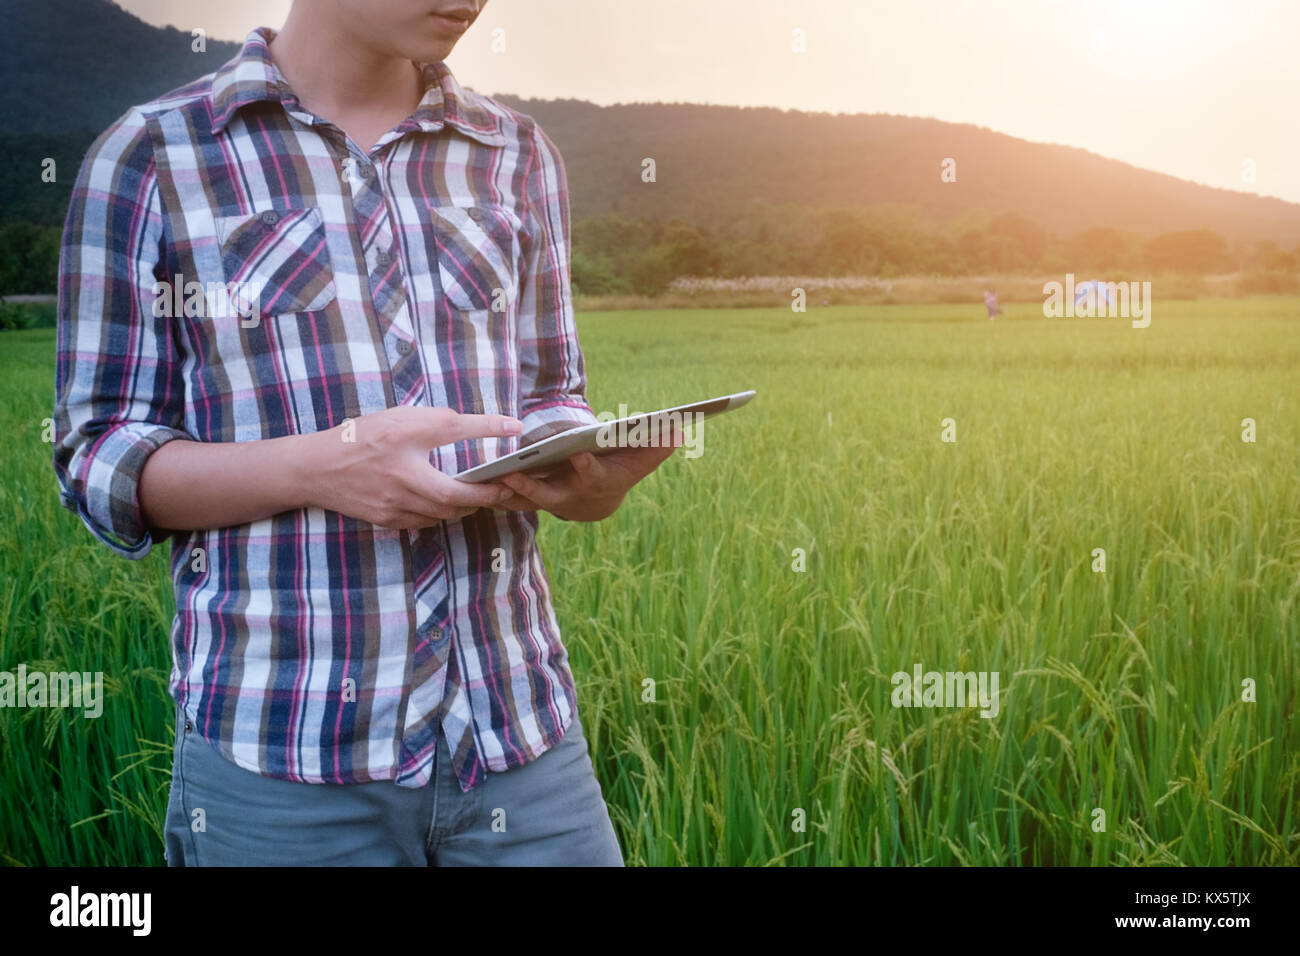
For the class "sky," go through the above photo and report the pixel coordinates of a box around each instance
[118,0,1300,205]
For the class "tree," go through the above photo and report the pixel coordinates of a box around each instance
[570,248,623,296]
[0,223,61,296]
[989,213,1046,267]
[1066,227,1134,272]
[1143,229,1229,273]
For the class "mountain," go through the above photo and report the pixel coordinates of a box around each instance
[1,0,241,136]
[3,0,1298,247]
[0,0,241,227]
[494,97,1300,244]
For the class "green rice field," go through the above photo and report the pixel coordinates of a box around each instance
[2,298,1297,866]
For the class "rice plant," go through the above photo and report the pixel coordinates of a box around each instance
[1,298,1296,865]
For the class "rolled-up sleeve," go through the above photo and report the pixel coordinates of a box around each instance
[515,121,599,447]
[53,110,191,559]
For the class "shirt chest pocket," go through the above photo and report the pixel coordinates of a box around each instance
[213,206,337,317]
[427,204,520,313]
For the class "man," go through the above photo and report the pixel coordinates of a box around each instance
[983,287,1003,321]
[53,0,678,865]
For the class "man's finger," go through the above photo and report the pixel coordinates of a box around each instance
[605,442,675,473]
[394,482,492,522]
[421,468,514,509]
[491,492,541,512]
[421,409,523,444]
[500,470,565,508]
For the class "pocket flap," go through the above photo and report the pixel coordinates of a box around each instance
[213,206,337,316]
[427,204,519,312]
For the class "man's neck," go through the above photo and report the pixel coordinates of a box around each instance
[267,12,425,152]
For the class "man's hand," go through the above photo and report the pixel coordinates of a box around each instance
[140,405,522,534]
[305,406,521,529]
[494,426,684,522]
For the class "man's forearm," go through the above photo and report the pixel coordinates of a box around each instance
[137,408,523,535]
[139,430,324,533]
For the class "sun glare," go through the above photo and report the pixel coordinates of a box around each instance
[1085,0,1249,76]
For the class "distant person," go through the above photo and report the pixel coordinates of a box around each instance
[1075,279,1113,313]
[53,0,682,866]
[984,287,1004,321]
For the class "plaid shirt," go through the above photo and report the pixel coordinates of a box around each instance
[53,27,598,792]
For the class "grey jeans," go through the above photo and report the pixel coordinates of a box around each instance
[163,701,624,866]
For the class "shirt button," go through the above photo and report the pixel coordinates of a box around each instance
[466,208,483,222]
[396,339,412,355]
[260,210,280,226]
[376,250,392,267]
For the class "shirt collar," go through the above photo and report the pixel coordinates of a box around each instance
[209,27,506,148]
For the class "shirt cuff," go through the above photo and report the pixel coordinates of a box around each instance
[519,399,599,448]
[62,421,192,559]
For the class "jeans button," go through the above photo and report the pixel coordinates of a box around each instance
[184,718,193,733]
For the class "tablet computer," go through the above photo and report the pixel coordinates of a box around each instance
[454,389,757,483]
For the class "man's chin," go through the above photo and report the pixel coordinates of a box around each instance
[403,38,459,65]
